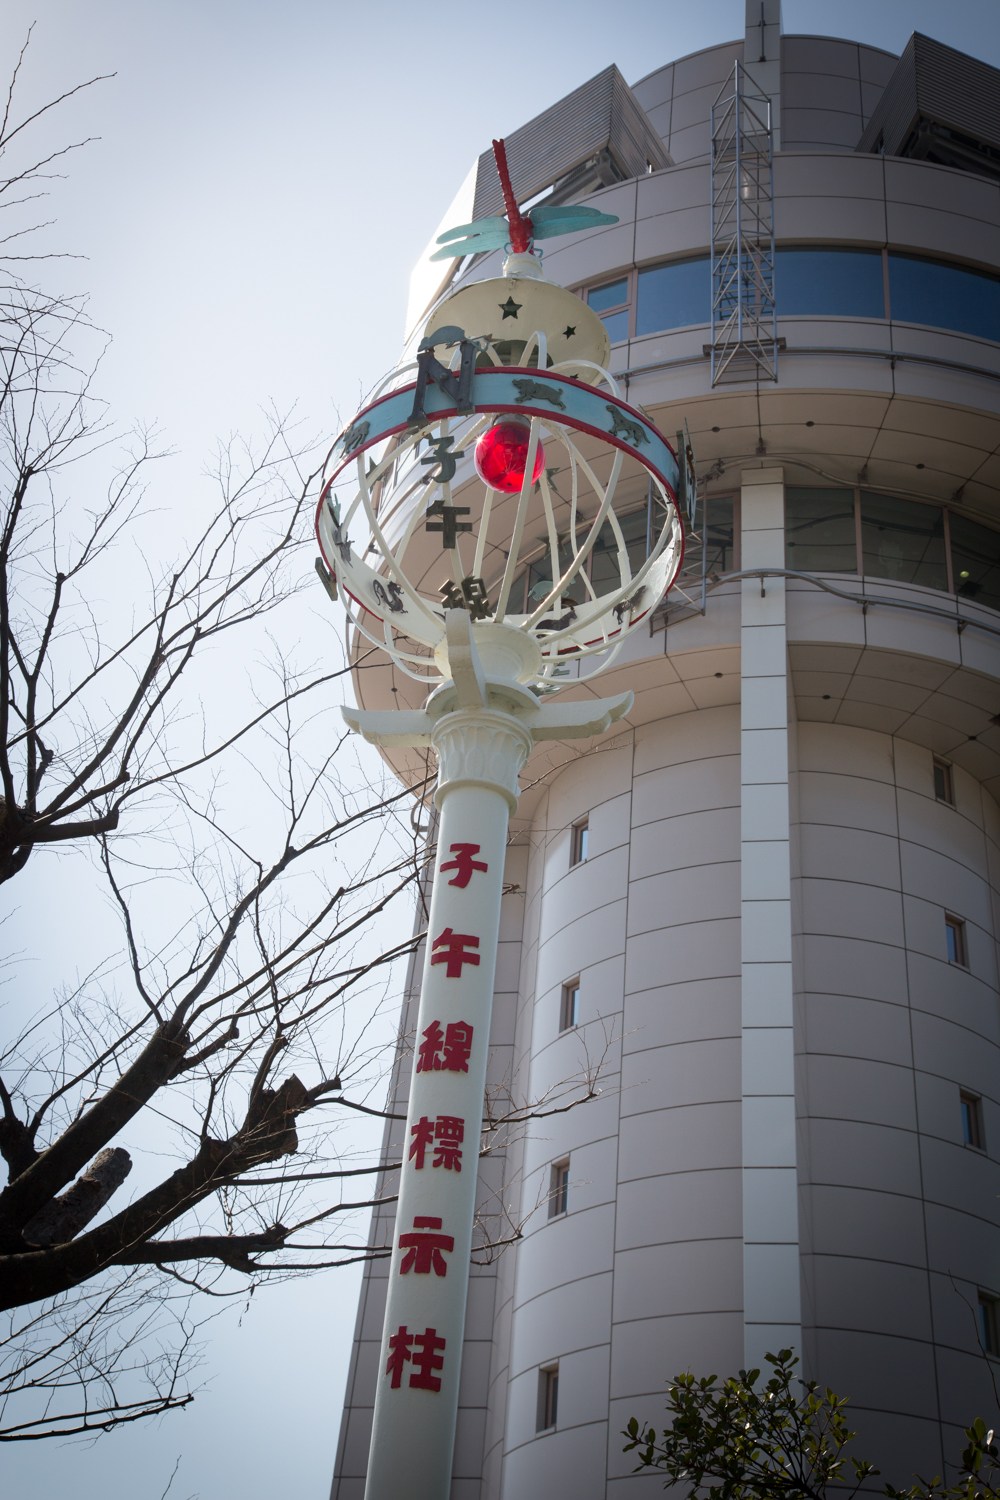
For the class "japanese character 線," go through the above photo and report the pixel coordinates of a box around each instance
[415,1020,475,1074]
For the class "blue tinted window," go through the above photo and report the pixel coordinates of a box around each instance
[889,255,1000,342]
[785,488,857,572]
[860,492,947,592]
[636,258,710,335]
[600,308,629,343]
[776,249,884,318]
[950,512,1000,612]
[588,279,628,313]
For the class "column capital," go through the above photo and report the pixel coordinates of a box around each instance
[431,709,533,813]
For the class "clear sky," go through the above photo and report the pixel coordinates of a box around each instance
[3,3,999,1498]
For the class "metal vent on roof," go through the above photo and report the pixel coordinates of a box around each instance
[471,64,670,220]
[856,32,1000,183]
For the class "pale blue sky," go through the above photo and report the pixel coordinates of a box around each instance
[3,4,998,1498]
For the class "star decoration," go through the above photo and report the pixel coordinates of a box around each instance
[499,295,522,320]
[562,325,576,338]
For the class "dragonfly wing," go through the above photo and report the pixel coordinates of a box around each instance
[530,204,619,223]
[531,211,620,239]
[430,226,511,260]
[435,215,507,244]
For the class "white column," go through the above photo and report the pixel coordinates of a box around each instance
[739,466,800,1374]
[743,0,782,150]
[364,710,531,1500]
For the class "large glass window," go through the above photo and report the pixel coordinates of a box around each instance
[779,488,1000,609]
[590,508,648,594]
[510,505,651,612]
[587,278,629,343]
[950,511,1000,612]
[776,249,884,319]
[679,494,736,583]
[785,488,857,572]
[860,492,948,591]
[586,248,1000,346]
[635,258,710,336]
[706,494,735,574]
[889,254,1000,343]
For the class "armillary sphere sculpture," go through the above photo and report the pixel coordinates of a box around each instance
[315,139,684,1500]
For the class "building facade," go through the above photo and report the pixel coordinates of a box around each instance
[333,5,1000,1494]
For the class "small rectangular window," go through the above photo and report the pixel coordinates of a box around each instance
[962,1090,984,1149]
[537,1364,559,1430]
[549,1160,569,1218]
[946,915,968,967]
[570,819,589,866]
[933,757,954,805]
[560,979,580,1032]
[979,1294,998,1355]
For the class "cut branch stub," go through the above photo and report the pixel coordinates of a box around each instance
[22,1148,132,1247]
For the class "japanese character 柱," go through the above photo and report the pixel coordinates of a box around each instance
[386,1325,413,1388]
[409,1115,436,1169]
[410,1327,446,1391]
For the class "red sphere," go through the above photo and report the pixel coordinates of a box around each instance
[474,418,545,494]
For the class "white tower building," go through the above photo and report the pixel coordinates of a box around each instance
[332,5,1000,1494]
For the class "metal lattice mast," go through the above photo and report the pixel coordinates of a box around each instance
[710,60,777,386]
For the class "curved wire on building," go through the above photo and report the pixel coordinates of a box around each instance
[332,8,1000,1496]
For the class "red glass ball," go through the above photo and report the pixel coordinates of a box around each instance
[474,419,545,494]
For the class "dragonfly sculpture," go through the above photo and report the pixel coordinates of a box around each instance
[430,137,619,260]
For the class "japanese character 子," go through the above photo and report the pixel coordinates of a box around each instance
[386,1325,413,1388]
[433,1115,464,1172]
[398,1216,455,1277]
[415,1019,474,1074]
[409,1115,436,1168]
[439,842,488,889]
[420,435,464,485]
[430,927,480,979]
[410,1328,446,1392]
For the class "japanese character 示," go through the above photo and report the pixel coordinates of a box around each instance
[409,1115,436,1169]
[398,1216,455,1277]
[410,1327,446,1391]
[439,843,488,889]
[430,927,480,978]
[415,1019,475,1074]
[433,1115,464,1171]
